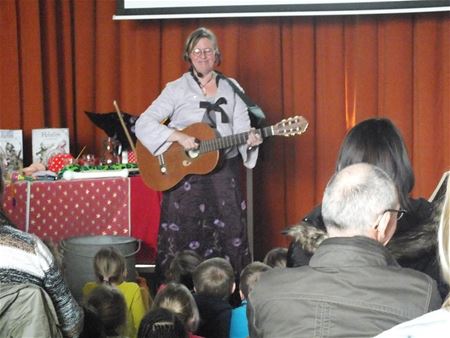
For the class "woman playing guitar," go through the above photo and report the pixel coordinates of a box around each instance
[135,27,262,283]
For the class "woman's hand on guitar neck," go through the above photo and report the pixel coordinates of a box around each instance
[247,128,263,150]
[169,130,199,150]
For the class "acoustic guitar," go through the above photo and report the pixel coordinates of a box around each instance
[136,116,308,191]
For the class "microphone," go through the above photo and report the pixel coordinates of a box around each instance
[197,71,203,78]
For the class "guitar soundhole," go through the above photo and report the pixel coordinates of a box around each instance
[187,149,200,159]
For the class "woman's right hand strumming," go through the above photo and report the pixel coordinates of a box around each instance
[169,130,199,150]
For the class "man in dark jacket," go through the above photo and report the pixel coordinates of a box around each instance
[248,163,442,338]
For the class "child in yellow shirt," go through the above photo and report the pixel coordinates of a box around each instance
[83,247,148,338]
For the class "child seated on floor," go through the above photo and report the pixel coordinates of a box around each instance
[83,285,127,338]
[263,247,288,268]
[192,257,235,338]
[82,246,148,338]
[163,250,203,292]
[229,262,272,338]
[138,307,188,338]
[152,282,202,338]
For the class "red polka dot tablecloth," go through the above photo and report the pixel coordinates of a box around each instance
[30,178,130,240]
[2,177,162,264]
[3,181,28,231]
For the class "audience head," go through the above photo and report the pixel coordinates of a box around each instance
[240,262,271,300]
[193,257,235,300]
[0,165,3,197]
[183,27,221,65]
[438,178,450,308]
[93,246,126,285]
[336,117,414,210]
[152,282,200,333]
[263,247,288,268]
[80,306,107,338]
[138,308,188,338]
[322,163,399,245]
[0,165,13,226]
[165,250,203,291]
[84,285,127,337]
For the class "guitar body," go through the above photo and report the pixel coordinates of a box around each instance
[136,123,220,191]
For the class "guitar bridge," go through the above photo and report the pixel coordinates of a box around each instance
[157,154,167,174]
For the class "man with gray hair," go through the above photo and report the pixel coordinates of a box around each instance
[248,163,441,338]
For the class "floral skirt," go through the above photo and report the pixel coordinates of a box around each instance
[155,157,250,280]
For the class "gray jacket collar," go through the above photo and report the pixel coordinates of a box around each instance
[310,236,401,268]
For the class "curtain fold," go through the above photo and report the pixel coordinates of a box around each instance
[1,0,449,258]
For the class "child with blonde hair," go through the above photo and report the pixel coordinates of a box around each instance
[230,262,271,338]
[83,246,148,338]
[192,257,235,338]
[263,247,288,268]
[152,282,201,337]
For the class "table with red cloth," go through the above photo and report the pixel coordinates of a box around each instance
[2,175,161,264]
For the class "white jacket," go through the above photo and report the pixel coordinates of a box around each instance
[375,308,450,338]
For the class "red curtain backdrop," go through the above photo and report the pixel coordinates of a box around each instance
[1,0,449,259]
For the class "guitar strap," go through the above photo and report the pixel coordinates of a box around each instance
[216,72,266,127]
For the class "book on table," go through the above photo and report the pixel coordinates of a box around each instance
[0,129,23,172]
[32,128,70,164]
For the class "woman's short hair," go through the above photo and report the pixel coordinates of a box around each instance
[93,246,126,285]
[335,118,414,210]
[152,282,199,332]
[183,27,221,65]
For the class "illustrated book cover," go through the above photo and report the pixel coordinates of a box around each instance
[0,129,23,171]
[32,128,70,164]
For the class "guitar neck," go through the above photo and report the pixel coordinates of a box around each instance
[198,126,273,153]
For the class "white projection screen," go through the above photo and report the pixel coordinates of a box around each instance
[113,0,450,20]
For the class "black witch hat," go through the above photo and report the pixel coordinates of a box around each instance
[85,111,138,150]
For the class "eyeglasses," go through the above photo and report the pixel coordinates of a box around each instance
[191,48,214,58]
[383,208,407,221]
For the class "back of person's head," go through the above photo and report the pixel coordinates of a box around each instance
[438,178,450,308]
[93,246,126,285]
[193,257,234,299]
[240,262,271,299]
[0,166,12,226]
[335,118,414,210]
[138,308,188,338]
[165,250,203,290]
[80,306,107,338]
[85,285,127,337]
[0,165,4,198]
[263,247,288,268]
[322,163,398,239]
[152,282,200,332]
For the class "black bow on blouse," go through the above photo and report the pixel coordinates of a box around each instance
[200,97,229,127]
